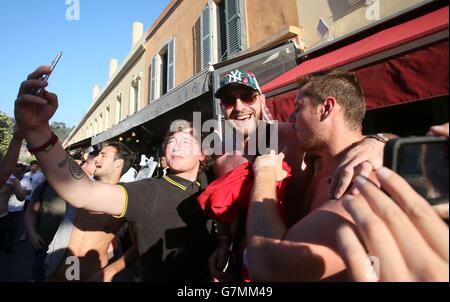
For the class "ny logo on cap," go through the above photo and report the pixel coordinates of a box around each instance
[228,70,243,83]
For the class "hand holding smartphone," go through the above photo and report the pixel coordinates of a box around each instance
[33,51,62,96]
[384,136,449,206]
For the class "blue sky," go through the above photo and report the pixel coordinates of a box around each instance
[0,0,170,127]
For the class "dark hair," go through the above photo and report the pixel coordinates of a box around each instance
[29,160,38,166]
[297,70,366,130]
[105,141,134,176]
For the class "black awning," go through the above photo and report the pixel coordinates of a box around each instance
[65,137,92,151]
[92,69,211,145]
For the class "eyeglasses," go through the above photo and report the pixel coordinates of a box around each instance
[220,91,259,109]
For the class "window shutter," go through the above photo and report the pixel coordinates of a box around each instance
[150,56,158,101]
[200,4,212,70]
[167,38,176,91]
[225,0,242,57]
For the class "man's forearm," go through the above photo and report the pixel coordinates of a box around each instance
[26,127,92,208]
[248,172,287,242]
[0,136,22,186]
[247,172,290,280]
[25,127,124,215]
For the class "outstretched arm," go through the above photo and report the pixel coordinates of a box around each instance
[14,66,125,216]
[0,128,23,187]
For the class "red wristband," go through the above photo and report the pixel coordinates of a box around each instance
[27,132,59,154]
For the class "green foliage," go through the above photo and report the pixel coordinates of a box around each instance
[0,112,73,162]
[50,122,74,141]
[0,111,12,156]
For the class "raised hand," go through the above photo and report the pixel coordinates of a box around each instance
[337,168,449,282]
[14,65,58,134]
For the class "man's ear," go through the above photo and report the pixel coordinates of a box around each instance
[320,97,336,121]
[115,158,124,170]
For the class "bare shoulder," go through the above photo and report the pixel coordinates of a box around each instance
[279,198,353,280]
[286,198,354,243]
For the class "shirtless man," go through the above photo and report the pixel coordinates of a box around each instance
[247,70,383,281]
[208,69,386,281]
[45,142,137,281]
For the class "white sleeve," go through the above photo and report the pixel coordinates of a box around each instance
[20,178,32,191]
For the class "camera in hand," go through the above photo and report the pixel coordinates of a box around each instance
[384,136,449,206]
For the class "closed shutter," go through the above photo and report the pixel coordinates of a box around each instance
[150,56,158,101]
[200,4,212,70]
[225,0,242,57]
[168,38,176,91]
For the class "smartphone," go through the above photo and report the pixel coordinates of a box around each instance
[384,136,449,206]
[33,51,62,96]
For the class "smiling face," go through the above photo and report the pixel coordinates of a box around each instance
[93,146,122,180]
[221,86,263,137]
[164,129,205,174]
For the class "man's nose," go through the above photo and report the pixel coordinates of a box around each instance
[234,98,247,111]
[173,140,182,151]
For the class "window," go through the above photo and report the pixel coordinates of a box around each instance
[160,46,168,96]
[150,38,176,101]
[129,74,141,115]
[224,0,243,57]
[200,0,245,67]
[105,105,110,130]
[201,4,213,70]
[116,92,123,124]
[99,113,103,133]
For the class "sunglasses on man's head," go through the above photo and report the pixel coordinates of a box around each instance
[220,90,259,109]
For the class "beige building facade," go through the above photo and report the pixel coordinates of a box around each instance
[65,0,431,148]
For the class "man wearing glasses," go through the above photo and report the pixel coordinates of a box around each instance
[208,69,387,281]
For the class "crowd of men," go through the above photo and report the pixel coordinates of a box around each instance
[0,66,447,282]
